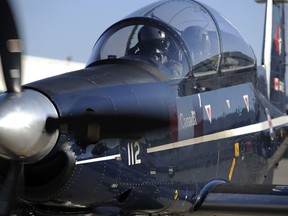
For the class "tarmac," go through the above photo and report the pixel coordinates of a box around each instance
[273,159,288,184]
[193,159,288,216]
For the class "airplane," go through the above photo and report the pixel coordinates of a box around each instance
[0,0,288,215]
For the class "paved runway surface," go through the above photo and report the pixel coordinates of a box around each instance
[192,159,288,216]
[273,159,288,185]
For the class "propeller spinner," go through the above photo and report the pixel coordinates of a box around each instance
[0,90,59,162]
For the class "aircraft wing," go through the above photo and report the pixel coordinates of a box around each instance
[197,183,288,215]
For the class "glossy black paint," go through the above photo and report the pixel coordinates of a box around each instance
[19,58,287,214]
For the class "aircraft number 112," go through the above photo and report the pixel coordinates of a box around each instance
[127,142,141,165]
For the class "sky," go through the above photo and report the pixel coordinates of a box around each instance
[10,0,266,64]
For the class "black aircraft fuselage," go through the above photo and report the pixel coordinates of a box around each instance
[22,58,284,212]
[0,0,288,215]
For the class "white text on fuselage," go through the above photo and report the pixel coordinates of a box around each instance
[179,111,198,129]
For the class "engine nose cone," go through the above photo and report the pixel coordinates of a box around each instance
[0,89,59,162]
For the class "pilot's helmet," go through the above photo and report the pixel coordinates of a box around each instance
[138,26,170,59]
[182,26,210,60]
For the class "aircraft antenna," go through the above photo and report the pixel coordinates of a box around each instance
[263,0,273,99]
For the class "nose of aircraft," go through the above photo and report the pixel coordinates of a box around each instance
[0,90,59,162]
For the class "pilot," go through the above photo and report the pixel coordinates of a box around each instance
[127,25,183,78]
[182,26,211,65]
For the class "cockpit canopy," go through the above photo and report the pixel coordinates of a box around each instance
[87,0,256,79]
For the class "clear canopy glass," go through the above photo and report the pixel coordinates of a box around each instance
[87,0,256,79]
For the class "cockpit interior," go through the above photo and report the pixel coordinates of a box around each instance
[87,0,256,80]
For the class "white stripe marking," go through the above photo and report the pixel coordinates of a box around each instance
[76,154,121,165]
[147,116,288,153]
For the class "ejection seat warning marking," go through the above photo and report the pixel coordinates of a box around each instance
[76,154,121,165]
[205,105,212,123]
[243,95,249,112]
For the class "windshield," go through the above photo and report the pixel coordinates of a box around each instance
[128,0,221,75]
[87,19,190,79]
[87,0,256,78]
